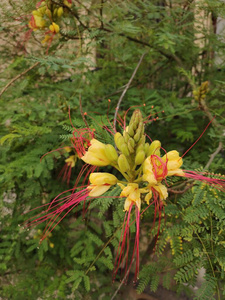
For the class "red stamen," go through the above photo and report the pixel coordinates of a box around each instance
[181,116,216,159]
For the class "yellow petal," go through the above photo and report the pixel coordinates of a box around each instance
[81,139,111,166]
[145,190,152,204]
[89,173,117,185]
[143,157,157,184]
[162,150,184,176]
[88,184,111,197]
[153,183,168,200]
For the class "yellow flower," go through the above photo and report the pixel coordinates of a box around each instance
[162,150,185,177]
[118,183,141,211]
[145,183,168,203]
[143,157,157,185]
[34,15,46,28]
[81,139,111,167]
[41,35,52,44]
[49,22,60,33]
[63,0,72,8]
[88,173,117,197]
[65,155,76,167]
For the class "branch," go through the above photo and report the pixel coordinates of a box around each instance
[0,62,40,98]
[110,267,131,300]
[113,52,146,129]
[168,183,194,194]
[204,142,223,171]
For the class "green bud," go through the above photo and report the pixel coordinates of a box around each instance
[104,144,118,162]
[114,132,122,144]
[129,109,143,132]
[127,137,135,153]
[137,135,145,147]
[57,7,63,17]
[114,132,125,150]
[144,143,150,155]
[134,121,144,143]
[147,140,161,157]
[128,137,135,148]
[135,150,145,165]
[127,142,135,154]
[118,154,130,173]
[136,143,144,153]
[123,131,130,143]
[128,124,134,137]
[120,143,130,157]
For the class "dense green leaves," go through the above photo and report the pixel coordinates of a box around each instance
[1,0,225,299]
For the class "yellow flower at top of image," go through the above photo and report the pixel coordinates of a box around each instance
[49,22,60,33]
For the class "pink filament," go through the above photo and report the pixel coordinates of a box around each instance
[112,203,140,283]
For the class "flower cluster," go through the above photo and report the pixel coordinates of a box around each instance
[27,0,72,51]
[27,108,225,282]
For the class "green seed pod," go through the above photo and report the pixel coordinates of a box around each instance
[104,144,118,162]
[135,150,145,165]
[118,154,130,173]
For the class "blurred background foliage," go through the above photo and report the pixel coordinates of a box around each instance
[0,0,225,299]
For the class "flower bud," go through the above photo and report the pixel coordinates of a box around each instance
[114,132,126,152]
[49,22,60,33]
[144,143,150,155]
[120,143,130,157]
[134,121,144,143]
[118,154,130,173]
[104,144,118,162]
[127,138,135,154]
[123,131,130,143]
[128,124,134,137]
[57,7,64,17]
[114,132,122,146]
[147,140,161,157]
[135,150,145,165]
[136,143,144,153]
[45,8,52,18]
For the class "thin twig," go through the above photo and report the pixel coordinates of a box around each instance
[168,183,194,194]
[204,142,223,171]
[113,52,146,129]
[0,62,40,97]
[110,266,131,300]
